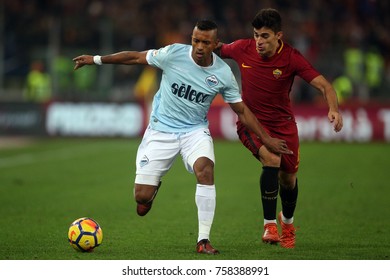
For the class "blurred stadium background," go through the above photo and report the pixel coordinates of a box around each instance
[1,0,390,141]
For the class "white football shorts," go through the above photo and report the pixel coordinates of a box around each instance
[135,126,215,186]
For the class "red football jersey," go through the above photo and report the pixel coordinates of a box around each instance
[221,39,320,126]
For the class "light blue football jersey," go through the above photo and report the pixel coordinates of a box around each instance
[146,43,241,133]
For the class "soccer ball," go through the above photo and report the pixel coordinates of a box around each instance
[68,217,103,252]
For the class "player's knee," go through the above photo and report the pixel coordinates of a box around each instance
[193,158,214,185]
[279,173,297,189]
[259,147,281,166]
[134,184,157,204]
[134,174,160,203]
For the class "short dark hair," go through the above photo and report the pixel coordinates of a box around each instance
[195,19,218,31]
[251,8,282,33]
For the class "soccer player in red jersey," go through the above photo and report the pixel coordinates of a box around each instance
[217,8,343,248]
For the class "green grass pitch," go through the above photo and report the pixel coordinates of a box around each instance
[0,138,389,260]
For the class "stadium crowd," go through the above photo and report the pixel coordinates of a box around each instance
[3,0,390,102]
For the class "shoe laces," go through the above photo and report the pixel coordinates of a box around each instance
[265,224,278,234]
[281,224,296,239]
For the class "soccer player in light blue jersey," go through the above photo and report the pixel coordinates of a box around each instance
[73,20,292,255]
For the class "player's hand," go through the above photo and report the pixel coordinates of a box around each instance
[73,55,94,70]
[264,137,293,155]
[328,111,343,132]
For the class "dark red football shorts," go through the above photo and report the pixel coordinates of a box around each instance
[237,120,300,174]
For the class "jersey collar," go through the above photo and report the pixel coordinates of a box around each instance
[277,40,284,54]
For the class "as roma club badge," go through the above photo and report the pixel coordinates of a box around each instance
[273,69,282,79]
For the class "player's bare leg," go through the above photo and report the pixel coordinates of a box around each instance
[134,182,161,216]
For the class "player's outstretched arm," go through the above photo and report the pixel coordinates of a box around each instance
[73,51,149,70]
[229,102,293,155]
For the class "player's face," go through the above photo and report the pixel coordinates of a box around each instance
[253,27,282,58]
[191,27,218,67]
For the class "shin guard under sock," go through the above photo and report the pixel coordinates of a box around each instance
[195,184,216,242]
[279,179,298,220]
[260,166,279,221]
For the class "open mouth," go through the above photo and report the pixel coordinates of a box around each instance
[196,52,204,59]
